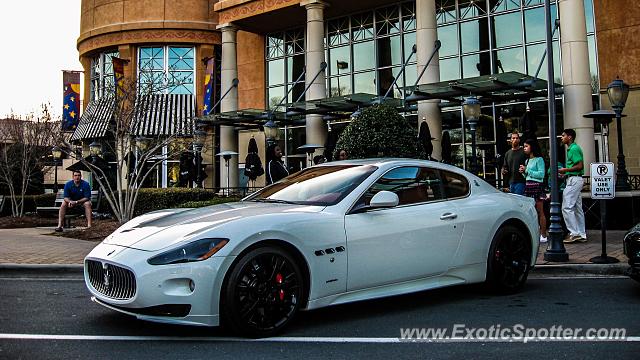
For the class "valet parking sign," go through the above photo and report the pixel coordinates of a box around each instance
[590,162,615,199]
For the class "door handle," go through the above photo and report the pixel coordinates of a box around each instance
[440,212,457,220]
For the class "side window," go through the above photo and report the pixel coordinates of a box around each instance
[441,170,469,198]
[360,166,444,206]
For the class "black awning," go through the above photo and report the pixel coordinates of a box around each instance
[133,94,195,136]
[70,96,115,141]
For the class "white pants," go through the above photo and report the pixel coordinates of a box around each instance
[562,176,586,238]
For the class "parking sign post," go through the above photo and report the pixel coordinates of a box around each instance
[589,162,619,264]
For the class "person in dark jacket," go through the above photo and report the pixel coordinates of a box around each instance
[266,144,288,185]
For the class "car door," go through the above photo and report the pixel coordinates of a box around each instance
[344,166,465,291]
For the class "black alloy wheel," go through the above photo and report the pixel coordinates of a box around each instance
[486,225,532,294]
[222,246,304,337]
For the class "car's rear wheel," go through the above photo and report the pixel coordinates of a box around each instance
[222,246,303,337]
[486,225,532,294]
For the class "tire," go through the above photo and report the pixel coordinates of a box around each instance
[221,246,304,337]
[486,225,532,294]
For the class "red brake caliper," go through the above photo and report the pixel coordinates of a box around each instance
[276,273,284,301]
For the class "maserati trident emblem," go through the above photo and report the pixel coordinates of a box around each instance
[102,263,111,290]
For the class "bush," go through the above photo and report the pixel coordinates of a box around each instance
[133,188,229,216]
[177,197,241,209]
[334,104,421,159]
[1,193,56,216]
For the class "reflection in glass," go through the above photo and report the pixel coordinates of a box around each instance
[354,71,376,94]
[587,35,598,94]
[461,20,490,53]
[353,42,375,71]
[330,75,352,97]
[462,52,491,78]
[268,59,285,85]
[526,42,561,82]
[584,0,594,34]
[438,24,458,57]
[268,86,285,110]
[377,36,402,68]
[405,64,417,89]
[440,57,460,81]
[493,12,523,48]
[403,32,417,60]
[494,47,525,74]
[524,7,545,43]
[378,67,402,98]
[287,54,305,86]
[329,46,350,75]
[267,34,284,59]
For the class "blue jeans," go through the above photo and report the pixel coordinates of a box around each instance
[510,182,525,195]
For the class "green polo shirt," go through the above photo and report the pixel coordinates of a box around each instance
[566,142,584,176]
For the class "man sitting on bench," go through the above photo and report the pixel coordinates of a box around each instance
[55,170,92,232]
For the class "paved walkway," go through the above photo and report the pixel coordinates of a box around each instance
[0,227,629,267]
[0,228,97,265]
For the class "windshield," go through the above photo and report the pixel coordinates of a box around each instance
[244,165,377,206]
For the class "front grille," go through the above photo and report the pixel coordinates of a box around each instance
[86,260,136,300]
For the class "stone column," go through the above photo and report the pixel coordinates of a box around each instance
[302,0,327,150]
[217,24,239,189]
[416,0,442,160]
[559,0,594,173]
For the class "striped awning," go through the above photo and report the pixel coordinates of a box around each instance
[70,96,115,141]
[132,94,195,136]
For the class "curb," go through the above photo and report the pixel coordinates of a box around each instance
[0,263,630,277]
[532,263,628,276]
[0,263,84,274]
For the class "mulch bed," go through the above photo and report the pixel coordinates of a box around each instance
[0,215,120,241]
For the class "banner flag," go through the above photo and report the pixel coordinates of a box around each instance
[62,71,81,131]
[112,57,126,97]
[202,57,215,116]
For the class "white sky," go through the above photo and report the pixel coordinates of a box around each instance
[0,0,82,119]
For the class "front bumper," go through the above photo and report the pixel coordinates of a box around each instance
[84,242,235,327]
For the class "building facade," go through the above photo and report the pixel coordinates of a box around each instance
[76,0,640,190]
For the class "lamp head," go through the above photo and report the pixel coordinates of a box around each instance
[89,141,102,157]
[51,146,62,160]
[607,77,629,111]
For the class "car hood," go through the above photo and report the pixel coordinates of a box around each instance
[103,201,324,251]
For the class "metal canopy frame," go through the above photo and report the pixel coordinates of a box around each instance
[195,72,562,129]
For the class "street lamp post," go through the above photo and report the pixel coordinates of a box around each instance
[193,128,207,188]
[463,96,481,175]
[607,78,630,191]
[51,146,62,193]
[543,0,568,262]
[264,118,280,146]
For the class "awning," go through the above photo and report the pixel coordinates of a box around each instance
[70,96,115,141]
[132,94,195,136]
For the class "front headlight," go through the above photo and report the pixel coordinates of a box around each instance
[147,238,229,265]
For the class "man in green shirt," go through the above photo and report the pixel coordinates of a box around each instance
[558,129,586,243]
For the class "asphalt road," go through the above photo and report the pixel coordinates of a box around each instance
[1,272,639,359]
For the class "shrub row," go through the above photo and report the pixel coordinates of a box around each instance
[177,197,242,209]
[1,193,56,216]
[133,188,237,216]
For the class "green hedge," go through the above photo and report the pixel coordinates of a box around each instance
[177,197,241,209]
[1,193,56,216]
[133,188,236,216]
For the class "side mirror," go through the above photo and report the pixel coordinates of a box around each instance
[369,190,399,208]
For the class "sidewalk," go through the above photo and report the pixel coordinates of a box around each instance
[0,227,631,275]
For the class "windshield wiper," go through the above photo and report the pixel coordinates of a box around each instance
[252,198,296,204]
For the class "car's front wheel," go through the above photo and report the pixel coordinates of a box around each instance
[486,225,532,294]
[222,246,304,337]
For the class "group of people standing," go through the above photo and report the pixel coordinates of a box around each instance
[502,129,586,244]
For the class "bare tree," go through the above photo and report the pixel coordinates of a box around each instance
[61,73,198,224]
[0,105,60,217]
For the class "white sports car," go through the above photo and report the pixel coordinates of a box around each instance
[84,159,539,337]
